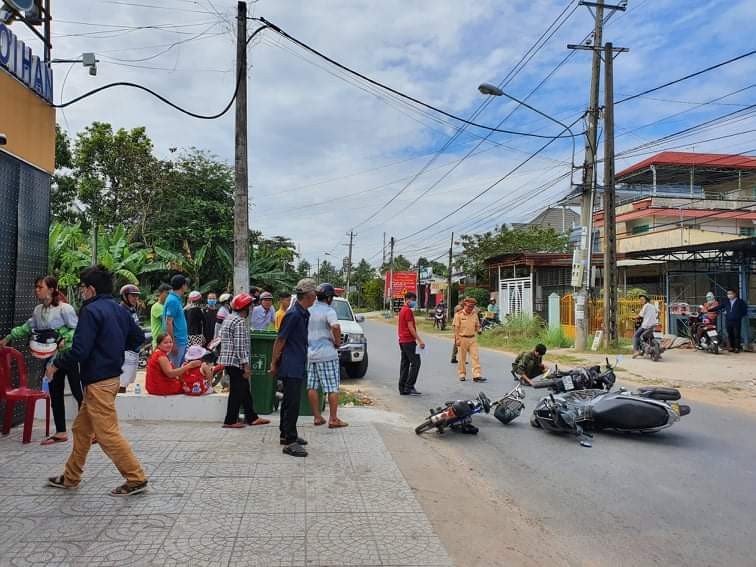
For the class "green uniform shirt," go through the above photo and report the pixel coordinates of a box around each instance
[514,351,544,378]
[150,302,164,348]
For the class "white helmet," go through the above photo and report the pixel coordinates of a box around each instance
[219,293,232,304]
[705,292,715,301]
[29,330,58,360]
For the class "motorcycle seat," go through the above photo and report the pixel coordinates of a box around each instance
[636,387,681,401]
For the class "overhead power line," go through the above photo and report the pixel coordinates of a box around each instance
[616,50,756,105]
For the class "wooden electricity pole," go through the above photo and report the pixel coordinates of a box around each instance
[603,41,618,347]
[345,231,355,298]
[572,0,604,351]
[233,1,249,295]
[387,236,395,311]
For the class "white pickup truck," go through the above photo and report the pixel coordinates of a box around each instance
[332,296,368,378]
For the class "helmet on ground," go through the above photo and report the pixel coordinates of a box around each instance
[316,283,336,299]
[119,284,140,299]
[188,290,202,302]
[230,292,253,311]
[219,293,232,304]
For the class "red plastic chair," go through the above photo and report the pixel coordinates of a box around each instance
[0,346,50,444]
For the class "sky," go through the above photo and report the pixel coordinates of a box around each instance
[13,0,756,269]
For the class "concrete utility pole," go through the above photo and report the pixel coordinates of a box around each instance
[382,232,387,267]
[447,232,454,320]
[388,236,395,311]
[572,0,604,351]
[603,41,618,347]
[233,1,249,295]
[345,231,355,298]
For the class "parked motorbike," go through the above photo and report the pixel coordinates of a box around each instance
[490,383,525,425]
[634,317,663,361]
[530,360,690,447]
[688,309,720,354]
[415,392,492,435]
[138,328,152,369]
[433,305,447,331]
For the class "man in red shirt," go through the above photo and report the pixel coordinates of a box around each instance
[397,292,425,396]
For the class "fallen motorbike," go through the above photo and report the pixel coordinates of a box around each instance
[634,317,663,361]
[433,305,447,331]
[415,392,492,435]
[490,383,525,425]
[688,309,720,354]
[530,360,690,447]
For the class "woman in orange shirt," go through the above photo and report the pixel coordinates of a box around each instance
[146,334,201,395]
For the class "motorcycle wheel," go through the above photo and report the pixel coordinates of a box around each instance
[711,341,719,355]
[415,419,435,435]
[651,343,662,362]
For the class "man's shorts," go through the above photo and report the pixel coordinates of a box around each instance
[307,359,340,393]
[119,350,139,387]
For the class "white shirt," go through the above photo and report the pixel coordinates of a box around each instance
[308,300,340,363]
[639,303,659,329]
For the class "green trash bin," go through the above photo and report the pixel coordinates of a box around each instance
[250,330,278,415]
[299,383,325,417]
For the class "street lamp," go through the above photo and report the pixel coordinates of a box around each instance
[478,83,577,187]
[51,52,98,76]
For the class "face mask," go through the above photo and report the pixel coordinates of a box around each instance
[408,300,417,308]
[208,300,217,306]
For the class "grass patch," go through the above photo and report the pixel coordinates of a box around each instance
[338,388,373,407]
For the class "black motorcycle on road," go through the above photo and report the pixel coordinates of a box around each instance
[530,359,690,447]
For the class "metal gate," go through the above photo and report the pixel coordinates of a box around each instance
[499,276,533,318]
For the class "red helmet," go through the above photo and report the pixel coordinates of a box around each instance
[230,292,253,311]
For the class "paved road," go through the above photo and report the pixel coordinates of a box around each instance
[357,320,756,566]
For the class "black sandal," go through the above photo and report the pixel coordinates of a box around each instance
[282,443,308,458]
[47,475,77,490]
[110,480,148,497]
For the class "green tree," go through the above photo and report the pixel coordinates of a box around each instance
[51,125,81,224]
[296,259,312,279]
[464,287,490,307]
[458,225,568,282]
[317,260,343,286]
[363,278,384,310]
[381,254,411,274]
[73,122,163,234]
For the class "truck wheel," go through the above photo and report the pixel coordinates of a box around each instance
[346,353,368,379]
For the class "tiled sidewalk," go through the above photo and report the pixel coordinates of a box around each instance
[0,419,451,567]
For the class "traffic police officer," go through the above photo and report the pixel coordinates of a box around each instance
[453,297,486,382]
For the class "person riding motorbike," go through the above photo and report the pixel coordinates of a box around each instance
[512,344,547,386]
[692,292,719,347]
[632,295,659,359]
[433,303,446,330]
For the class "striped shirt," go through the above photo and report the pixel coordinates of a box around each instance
[218,312,249,368]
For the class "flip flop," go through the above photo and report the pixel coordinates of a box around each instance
[328,419,349,429]
[40,436,67,446]
[248,418,270,426]
[313,417,327,426]
[222,423,246,429]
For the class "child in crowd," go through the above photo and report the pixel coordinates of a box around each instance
[181,345,222,396]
